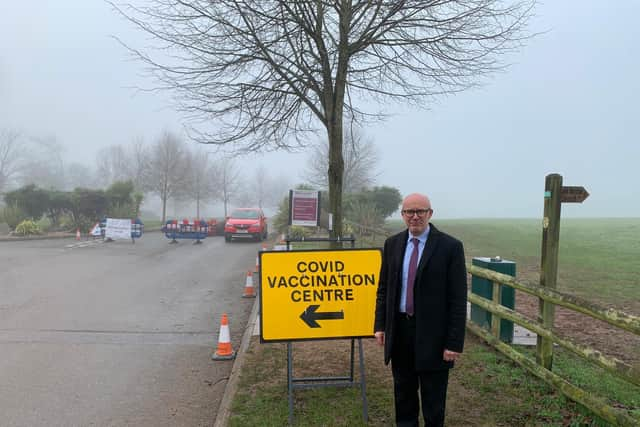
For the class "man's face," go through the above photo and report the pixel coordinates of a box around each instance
[402,196,432,236]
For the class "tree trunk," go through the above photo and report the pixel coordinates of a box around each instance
[161,179,168,223]
[325,68,346,243]
[161,195,167,224]
[327,122,344,244]
[326,1,350,246]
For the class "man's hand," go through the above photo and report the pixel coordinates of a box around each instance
[443,349,461,362]
[374,331,384,346]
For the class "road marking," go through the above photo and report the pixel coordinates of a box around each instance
[0,329,213,345]
[64,239,105,249]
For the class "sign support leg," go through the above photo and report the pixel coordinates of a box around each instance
[287,342,294,425]
[357,338,368,422]
[285,339,368,424]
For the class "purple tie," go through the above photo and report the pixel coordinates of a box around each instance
[406,238,420,315]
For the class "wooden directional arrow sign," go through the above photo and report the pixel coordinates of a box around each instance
[560,186,589,203]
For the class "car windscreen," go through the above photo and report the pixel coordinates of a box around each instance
[230,210,259,219]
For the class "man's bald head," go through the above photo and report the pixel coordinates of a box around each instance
[401,193,433,236]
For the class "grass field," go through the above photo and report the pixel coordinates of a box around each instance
[228,218,639,426]
[435,218,640,310]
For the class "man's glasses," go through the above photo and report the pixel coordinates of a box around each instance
[402,209,431,217]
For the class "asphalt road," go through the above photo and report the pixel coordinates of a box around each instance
[0,232,261,426]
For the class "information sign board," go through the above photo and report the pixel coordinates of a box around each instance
[289,190,320,227]
[105,218,132,240]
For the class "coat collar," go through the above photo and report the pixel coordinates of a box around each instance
[392,223,441,273]
[417,223,440,276]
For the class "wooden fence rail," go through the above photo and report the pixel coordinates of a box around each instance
[467,265,640,426]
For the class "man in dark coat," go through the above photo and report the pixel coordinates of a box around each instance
[374,193,467,426]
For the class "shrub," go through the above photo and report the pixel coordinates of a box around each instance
[288,225,314,239]
[107,203,136,220]
[4,184,48,220]
[14,220,42,236]
[346,200,384,234]
[1,203,27,230]
[36,217,53,233]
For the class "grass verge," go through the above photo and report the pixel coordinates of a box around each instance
[227,219,639,426]
[229,333,622,426]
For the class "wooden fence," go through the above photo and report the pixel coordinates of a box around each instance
[467,265,640,427]
[346,220,640,426]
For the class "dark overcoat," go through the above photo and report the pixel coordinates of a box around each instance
[373,224,467,371]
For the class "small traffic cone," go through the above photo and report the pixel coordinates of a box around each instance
[254,255,260,272]
[76,229,81,241]
[243,270,256,298]
[212,313,236,360]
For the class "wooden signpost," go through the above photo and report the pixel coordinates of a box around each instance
[537,174,589,369]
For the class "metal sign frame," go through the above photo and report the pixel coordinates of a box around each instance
[262,236,370,424]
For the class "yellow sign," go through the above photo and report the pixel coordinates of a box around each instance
[259,248,382,342]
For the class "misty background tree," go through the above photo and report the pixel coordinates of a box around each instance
[18,135,67,190]
[304,128,379,194]
[113,0,534,239]
[215,158,244,217]
[145,131,190,223]
[97,139,150,191]
[0,129,23,194]
[184,149,219,219]
[96,145,130,185]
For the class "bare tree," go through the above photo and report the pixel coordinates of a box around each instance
[96,145,130,185]
[19,135,66,189]
[213,158,244,217]
[128,137,150,191]
[65,162,97,190]
[233,164,287,209]
[113,0,534,237]
[304,128,379,193]
[0,129,23,193]
[145,131,190,223]
[267,173,293,209]
[239,164,271,209]
[184,149,219,218]
[96,139,150,191]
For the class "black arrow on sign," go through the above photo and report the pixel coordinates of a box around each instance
[300,305,344,328]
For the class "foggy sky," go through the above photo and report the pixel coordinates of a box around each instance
[1,1,638,218]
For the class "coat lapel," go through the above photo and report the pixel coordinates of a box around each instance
[392,230,409,283]
[417,224,439,278]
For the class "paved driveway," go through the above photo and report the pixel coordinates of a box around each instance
[0,233,260,426]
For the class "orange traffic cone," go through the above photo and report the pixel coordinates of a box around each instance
[212,313,236,360]
[254,255,260,272]
[243,270,256,298]
[76,229,81,241]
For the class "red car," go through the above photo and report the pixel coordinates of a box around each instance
[224,208,268,242]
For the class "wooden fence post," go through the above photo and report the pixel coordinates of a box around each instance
[536,174,590,369]
[491,281,502,339]
[537,174,562,369]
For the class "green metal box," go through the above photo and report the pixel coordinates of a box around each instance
[470,257,516,343]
